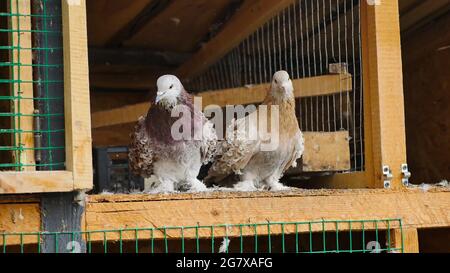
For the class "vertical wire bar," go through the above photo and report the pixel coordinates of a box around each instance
[55,233,59,253]
[261,26,267,83]
[387,221,391,252]
[20,233,23,253]
[335,221,339,253]
[240,225,243,254]
[358,0,364,170]
[305,0,311,77]
[349,221,353,253]
[135,229,139,254]
[362,222,366,253]
[87,232,92,254]
[256,28,262,84]
[272,17,277,74]
[164,227,168,254]
[119,229,123,254]
[277,13,282,70]
[267,223,271,253]
[293,1,300,79]
[211,226,214,254]
[225,225,229,254]
[309,222,313,253]
[375,221,379,251]
[37,233,41,253]
[281,223,285,253]
[252,33,258,84]
[351,0,357,170]
[151,229,154,254]
[311,0,317,76]
[282,7,288,72]
[254,224,258,253]
[288,5,294,77]
[299,0,305,78]
[337,0,343,130]
[181,227,185,254]
[2,234,6,253]
[103,231,107,253]
[196,226,200,254]
[295,224,299,253]
[322,220,326,253]
[266,22,273,79]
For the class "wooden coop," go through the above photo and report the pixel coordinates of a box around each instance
[0,0,449,253]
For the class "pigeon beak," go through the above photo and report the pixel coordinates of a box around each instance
[155,91,165,103]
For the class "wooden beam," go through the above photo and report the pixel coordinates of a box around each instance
[389,228,419,253]
[86,0,154,47]
[62,0,93,190]
[83,189,450,241]
[91,73,352,129]
[0,171,73,194]
[400,0,450,33]
[361,1,407,189]
[9,0,35,170]
[89,47,190,67]
[175,0,295,79]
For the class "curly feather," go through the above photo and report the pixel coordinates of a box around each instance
[129,116,154,178]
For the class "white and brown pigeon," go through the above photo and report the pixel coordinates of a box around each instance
[205,71,304,191]
[129,75,218,193]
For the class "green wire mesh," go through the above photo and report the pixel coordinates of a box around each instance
[1,219,403,254]
[0,0,65,171]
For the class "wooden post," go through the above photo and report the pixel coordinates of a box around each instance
[62,0,93,190]
[9,0,35,170]
[360,1,407,189]
[389,228,419,253]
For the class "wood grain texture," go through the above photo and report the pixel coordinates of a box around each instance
[361,1,407,188]
[301,131,350,172]
[62,0,93,190]
[84,189,450,241]
[9,0,35,170]
[0,203,41,245]
[86,0,154,47]
[0,171,73,194]
[389,228,419,253]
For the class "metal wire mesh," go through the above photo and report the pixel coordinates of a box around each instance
[187,0,364,172]
[0,0,65,171]
[1,219,403,254]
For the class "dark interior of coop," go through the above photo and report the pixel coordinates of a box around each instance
[1,0,448,194]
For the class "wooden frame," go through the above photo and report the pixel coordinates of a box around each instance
[0,0,92,194]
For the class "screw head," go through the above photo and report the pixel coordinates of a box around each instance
[384,181,391,189]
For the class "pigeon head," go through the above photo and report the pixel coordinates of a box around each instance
[270,70,294,101]
[155,75,183,108]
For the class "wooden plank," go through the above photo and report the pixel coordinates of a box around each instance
[124,0,236,53]
[0,171,73,194]
[9,0,35,171]
[62,0,93,190]
[91,73,352,129]
[0,203,41,245]
[86,0,154,47]
[301,131,350,172]
[83,189,450,241]
[400,0,450,33]
[175,0,295,79]
[360,1,407,189]
[389,228,419,253]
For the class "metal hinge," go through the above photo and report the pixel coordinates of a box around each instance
[401,164,411,187]
[383,165,393,189]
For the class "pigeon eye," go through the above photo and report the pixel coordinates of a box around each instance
[274,80,278,84]
[169,84,174,89]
